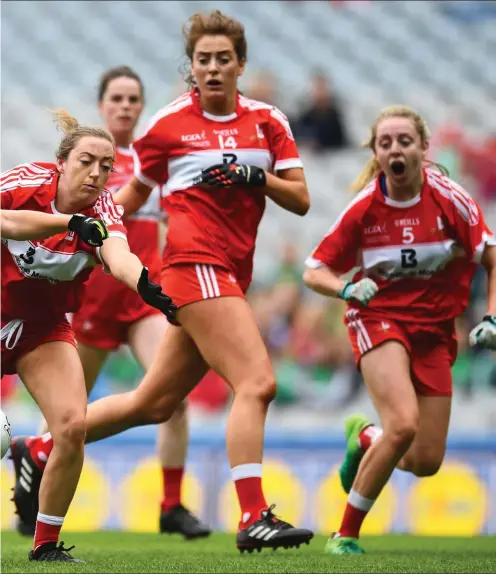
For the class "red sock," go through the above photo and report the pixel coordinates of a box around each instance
[358,425,383,452]
[34,513,64,550]
[161,467,184,512]
[27,434,54,471]
[338,489,375,539]
[232,464,268,530]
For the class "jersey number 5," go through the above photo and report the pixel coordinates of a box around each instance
[402,227,414,244]
[401,248,418,268]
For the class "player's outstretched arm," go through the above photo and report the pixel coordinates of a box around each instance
[469,245,496,350]
[99,236,177,320]
[0,209,108,247]
[304,266,378,307]
[0,209,72,240]
[482,245,496,316]
[112,177,153,217]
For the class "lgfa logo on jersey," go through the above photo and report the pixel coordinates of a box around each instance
[181,131,210,148]
[365,223,387,235]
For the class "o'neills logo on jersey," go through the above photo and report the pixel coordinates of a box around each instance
[213,128,238,136]
[395,218,420,227]
[364,224,387,235]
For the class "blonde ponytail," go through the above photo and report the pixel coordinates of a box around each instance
[350,156,381,192]
[51,108,80,135]
[49,109,114,161]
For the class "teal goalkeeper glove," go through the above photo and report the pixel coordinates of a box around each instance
[338,278,379,306]
[469,315,496,350]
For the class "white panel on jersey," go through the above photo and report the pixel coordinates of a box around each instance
[164,149,273,196]
[362,239,459,281]
[4,239,95,283]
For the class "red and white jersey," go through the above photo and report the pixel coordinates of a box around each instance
[107,146,162,264]
[131,88,303,285]
[306,168,496,323]
[1,162,127,320]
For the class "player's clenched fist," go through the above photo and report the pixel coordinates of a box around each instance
[198,163,266,188]
[338,278,379,306]
[137,267,177,322]
[68,214,109,247]
[469,315,496,350]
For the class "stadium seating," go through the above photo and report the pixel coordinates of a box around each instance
[2,0,494,273]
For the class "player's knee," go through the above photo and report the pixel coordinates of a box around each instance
[412,455,443,477]
[387,417,418,451]
[52,409,86,452]
[230,370,276,405]
[130,391,175,425]
[235,370,277,405]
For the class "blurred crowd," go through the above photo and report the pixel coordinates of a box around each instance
[2,69,495,418]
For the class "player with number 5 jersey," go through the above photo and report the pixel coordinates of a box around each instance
[304,105,496,556]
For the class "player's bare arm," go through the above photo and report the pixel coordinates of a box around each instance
[0,209,71,240]
[303,265,347,298]
[99,236,176,320]
[99,235,145,291]
[199,165,309,216]
[303,265,378,307]
[263,168,310,216]
[0,209,108,247]
[481,244,496,315]
[113,176,153,217]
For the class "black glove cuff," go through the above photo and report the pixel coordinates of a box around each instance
[252,166,267,187]
[68,214,83,233]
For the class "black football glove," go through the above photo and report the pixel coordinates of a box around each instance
[137,267,177,322]
[68,214,109,247]
[198,163,266,188]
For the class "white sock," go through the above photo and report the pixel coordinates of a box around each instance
[231,463,262,482]
[348,488,375,511]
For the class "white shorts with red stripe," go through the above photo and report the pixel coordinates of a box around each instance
[160,263,247,312]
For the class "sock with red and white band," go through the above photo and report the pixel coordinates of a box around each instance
[34,512,64,550]
[337,489,375,539]
[161,467,184,513]
[232,463,268,530]
[27,433,54,471]
[358,425,383,452]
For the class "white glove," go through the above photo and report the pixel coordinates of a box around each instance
[339,278,379,306]
[469,315,496,350]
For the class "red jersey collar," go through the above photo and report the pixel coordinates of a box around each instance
[374,168,428,209]
[190,87,244,122]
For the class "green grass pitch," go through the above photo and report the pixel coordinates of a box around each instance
[1,532,495,573]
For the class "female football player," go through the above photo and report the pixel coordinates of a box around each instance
[3,110,175,562]
[304,105,496,555]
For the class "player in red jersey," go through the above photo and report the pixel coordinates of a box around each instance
[13,10,314,553]
[303,105,496,555]
[22,66,210,540]
[2,110,176,563]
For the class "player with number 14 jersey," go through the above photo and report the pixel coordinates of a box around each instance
[132,88,303,303]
